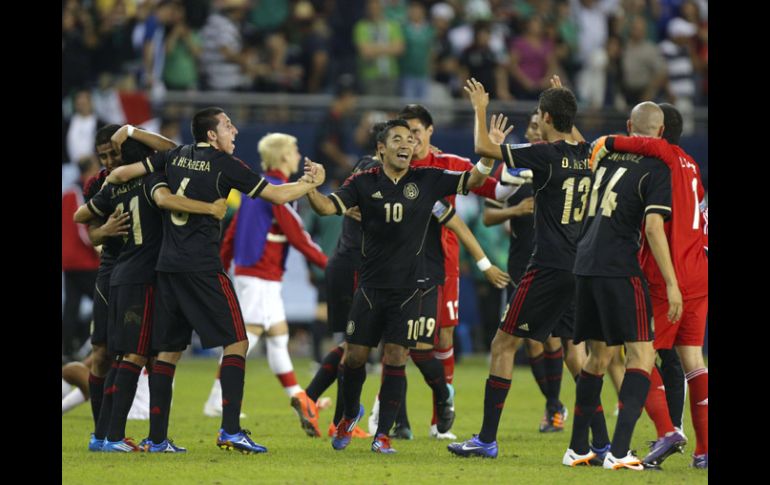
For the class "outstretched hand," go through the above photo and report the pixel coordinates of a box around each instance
[549,75,563,89]
[488,113,514,145]
[484,265,511,289]
[464,78,489,111]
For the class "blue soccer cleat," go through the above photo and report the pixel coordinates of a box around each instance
[146,439,187,453]
[102,437,140,452]
[88,433,104,452]
[642,430,687,466]
[332,404,365,451]
[217,428,268,454]
[691,453,708,469]
[447,435,498,458]
[590,443,611,465]
[371,433,397,454]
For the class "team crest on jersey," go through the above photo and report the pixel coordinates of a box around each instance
[403,183,419,200]
[346,320,355,335]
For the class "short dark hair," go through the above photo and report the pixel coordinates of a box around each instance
[538,87,577,133]
[367,121,389,153]
[121,136,154,165]
[376,119,410,146]
[658,103,683,145]
[192,107,225,143]
[397,104,433,129]
[95,124,121,147]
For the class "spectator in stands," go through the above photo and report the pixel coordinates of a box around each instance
[63,90,107,165]
[430,2,462,98]
[286,0,330,93]
[257,31,305,93]
[571,0,621,108]
[140,0,180,98]
[621,16,665,106]
[459,21,512,101]
[200,0,263,91]
[162,1,202,91]
[508,15,558,100]
[660,16,697,134]
[62,0,99,98]
[313,75,359,188]
[400,1,434,100]
[353,0,405,96]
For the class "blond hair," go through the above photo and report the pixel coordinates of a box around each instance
[258,133,297,171]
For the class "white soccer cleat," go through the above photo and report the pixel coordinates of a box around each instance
[429,424,457,440]
[562,448,597,466]
[603,450,644,470]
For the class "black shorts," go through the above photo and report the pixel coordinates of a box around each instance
[551,299,575,340]
[108,282,155,356]
[414,286,441,346]
[326,253,359,333]
[345,287,421,348]
[574,275,654,346]
[499,266,575,342]
[91,272,111,346]
[153,271,248,352]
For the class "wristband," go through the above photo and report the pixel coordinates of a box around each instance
[476,256,492,272]
[475,161,493,175]
[127,125,135,138]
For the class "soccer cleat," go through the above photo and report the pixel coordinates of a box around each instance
[203,400,246,419]
[691,453,707,469]
[447,435,498,458]
[539,405,568,433]
[146,439,187,453]
[429,423,457,440]
[436,383,456,433]
[371,433,397,454]
[102,437,140,452]
[332,404,365,451]
[217,428,268,454]
[368,396,380,436]
[642,430,687,466]
[562,448,598,466]
[88,434,104,452]
[290,390,321,437]
[392,424,414,440]
[328,422,371,438]
[603,450,644,470]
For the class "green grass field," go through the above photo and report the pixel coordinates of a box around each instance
[62,354,707,484]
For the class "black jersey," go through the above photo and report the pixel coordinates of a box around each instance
[141,143,268,272]
[328,166,470,289]
[500,140,592,271]
[332,155,381,263]
[484,181,535,279]
[83,169,124,276]
[423,199,456,283]
[87,172,168,285]
[574,152,671,277]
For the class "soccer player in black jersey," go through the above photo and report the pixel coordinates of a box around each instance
[563,102,682,470]
[75,137,227,452]
[104,107,325,454]
[448,78,595,458]
[305,119,493,454]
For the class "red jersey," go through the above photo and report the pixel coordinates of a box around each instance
[62,186,100,271]
[610,136,708,300]
[411,151,498,277]
[221,170,327,281]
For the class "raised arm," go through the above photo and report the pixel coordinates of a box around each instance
[106,161,147,185]
[644,213,682,322]
[444,213,511,289]
[464,78,504,160]
[111,125,178,154]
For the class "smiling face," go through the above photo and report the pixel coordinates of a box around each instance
[210,113,239,155]
[96,142,121,171]
[404,117,433,160]
[378,125,415,173]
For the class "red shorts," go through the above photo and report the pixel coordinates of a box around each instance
[439,276,459,328]
[651,294,708,349]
